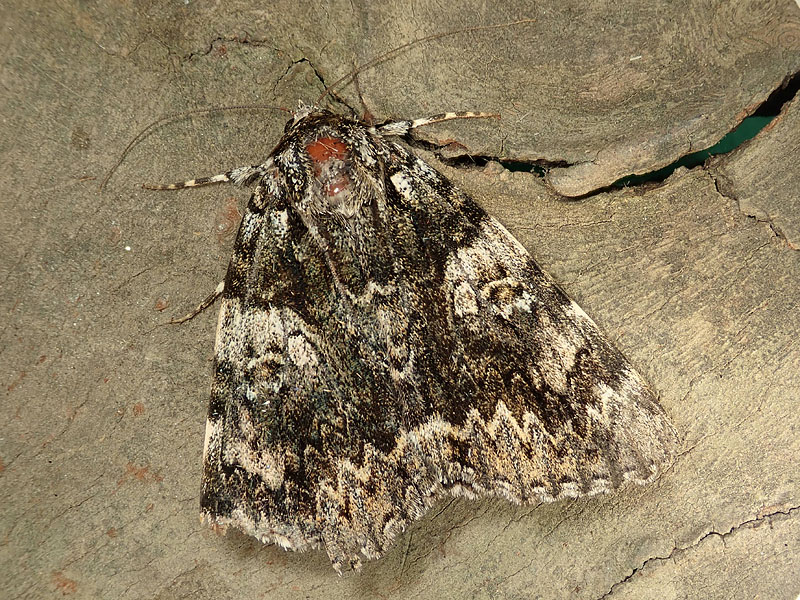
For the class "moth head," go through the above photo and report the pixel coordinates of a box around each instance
[289,101,316,128]
[282,112,382,221]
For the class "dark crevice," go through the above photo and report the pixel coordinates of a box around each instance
[609,69,800,189]
[272,57,356,115]
[750,71,800,117]
[595,505,800,600]
[185,34,276,62]
[708,168,737,204]
[407,136,562,177]
[417,70,800,197]
[188,36,357,114]
[707,164,795,248]
[188,33,363,112]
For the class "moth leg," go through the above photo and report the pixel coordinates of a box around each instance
[375,111,499,136]
[143,164,268,190]
[169,281,224,324]
[350,69,376,125]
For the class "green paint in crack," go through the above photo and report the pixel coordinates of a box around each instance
[612,115,774,188]
[612,71,799,188]
[446,72,799,192]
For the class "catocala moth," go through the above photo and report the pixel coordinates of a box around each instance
[150,104,677,573]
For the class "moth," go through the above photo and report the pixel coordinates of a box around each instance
[149,104,677,573]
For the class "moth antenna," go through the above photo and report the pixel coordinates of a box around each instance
[100,104,287,191]
[315,18,536,106]
[141,163,269,191]
[350,69,375,124]
[376,111,500,136]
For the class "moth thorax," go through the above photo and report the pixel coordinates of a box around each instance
[305,135,359,218]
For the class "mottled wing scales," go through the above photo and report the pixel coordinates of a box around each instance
[198,109,677,572]
[386,147,676,496]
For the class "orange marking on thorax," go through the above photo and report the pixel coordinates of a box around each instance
[306,137,348,163]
